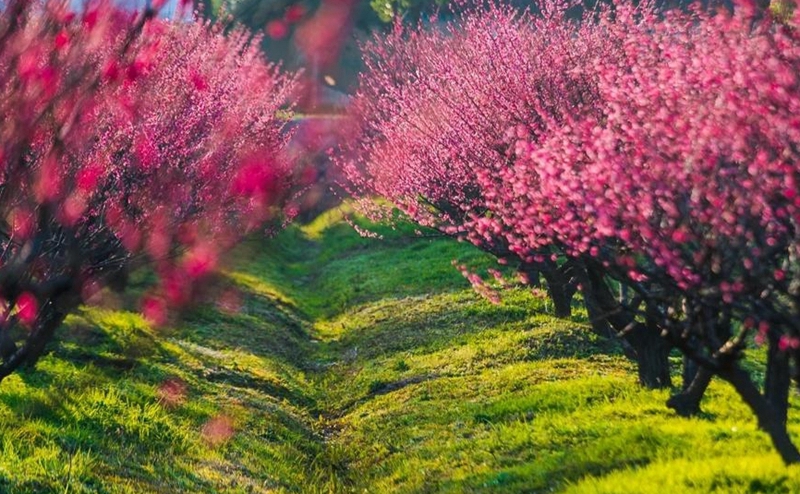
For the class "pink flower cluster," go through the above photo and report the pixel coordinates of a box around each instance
[342,1,603,306]
[348,0,800,355]
[495,3,800,350]
[346,0,800,461]
[0,0,295,379]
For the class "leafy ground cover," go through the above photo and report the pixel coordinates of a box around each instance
[0,207,799,492]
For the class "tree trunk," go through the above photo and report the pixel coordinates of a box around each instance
[766,335,790,426]
[681,355,699,392]
[580,272,614,339]
[667,356,713,416]
[0,304,67,383]
[719,364,800,465]
[580,259,672,389]
[539,265,573,319]
[22,307,66,369]
[626,322,672,389]
[576,260,615,339]
[0,326,16,361]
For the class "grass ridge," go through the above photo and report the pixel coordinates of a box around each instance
[1,209,799,492]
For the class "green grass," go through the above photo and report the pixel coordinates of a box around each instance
[1,204,800,492]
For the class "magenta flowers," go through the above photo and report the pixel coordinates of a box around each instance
[345,0,800,463]
[0,0,295,382]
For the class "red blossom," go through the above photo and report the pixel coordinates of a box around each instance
[9,209,35,239]
[160,269,190,306]
[779,336,800,351]
[82,10,99,30]
[158,377,188,407]
[142,295,168,326]
[201,415,235,446]
[103,60,120,81]
[16,292,38,326]
[183,244,217,279]
[76,164,104,192]
[61,193,88,226]
[189,70,207,91]
[55,30,69,49]
[34,155,63,203]
[285,4,307,23]
[266,19,289,39]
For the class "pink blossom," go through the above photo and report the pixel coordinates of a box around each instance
[285,4,307,23]
[266,19,289,40]
[142,295,168,327]
[16,293,38,326]
[183,244,218,279]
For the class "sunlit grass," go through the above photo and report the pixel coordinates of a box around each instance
[0,206,798,492]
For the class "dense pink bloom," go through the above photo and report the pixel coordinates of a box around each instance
[16,292,38,326]
[342,2,600,307]
[499,2,800,342]
[345,0,800,462]
[0,0,296,381]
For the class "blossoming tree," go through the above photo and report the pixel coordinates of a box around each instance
[492,1,800,463]
[0,0,295,382]
[342,2,672,388]
[346,0,800,463]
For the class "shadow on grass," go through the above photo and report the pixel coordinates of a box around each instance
[242,218,506,322]
[440,456,653,493]
[319,291,535,361]
[0,270,327,493]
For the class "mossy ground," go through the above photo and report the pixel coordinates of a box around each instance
[1,206,799,492]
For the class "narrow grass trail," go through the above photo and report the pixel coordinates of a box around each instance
[232,209,800,493]
[1,208,800,492]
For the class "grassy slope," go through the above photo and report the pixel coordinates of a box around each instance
[1,206,800,492]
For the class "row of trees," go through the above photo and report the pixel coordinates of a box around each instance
[342,0,800,463]
[4,0,799,468]
[0,0,296,382]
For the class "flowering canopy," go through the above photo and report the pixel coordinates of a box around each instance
[343,3,609,316]
[493,2,800,372]
[0,0,295,380]
[345,0,800,463]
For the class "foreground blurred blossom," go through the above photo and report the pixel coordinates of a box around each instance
[265,18,288,39]
[216,287,243,314]
[158,376,188,407]
[294,0,358,78]
[201,414,235,446]
[0,0,296,382]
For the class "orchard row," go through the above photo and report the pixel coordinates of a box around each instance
[2,0,799,465]
[343,0,800,464]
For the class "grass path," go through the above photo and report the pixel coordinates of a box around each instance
[1,207,800,492]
